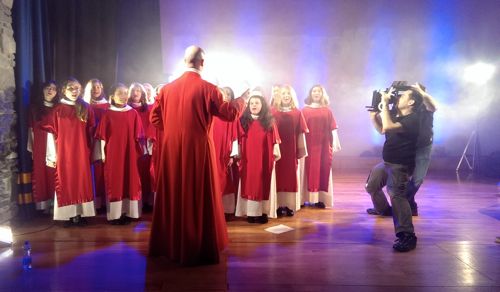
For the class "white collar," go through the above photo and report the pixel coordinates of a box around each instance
[61,99,76,105]
[280,106,292,112]
[251,114,259,120]
[91,98,108,105]
[43,100,54,107]
[308,102,322,108]
[131,102,142,107]
[110,104,132,112]
[185,68,202,75]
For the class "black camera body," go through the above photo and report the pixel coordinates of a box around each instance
[366,81,412,112]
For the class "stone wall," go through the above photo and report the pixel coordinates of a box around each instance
[0,0,17,225]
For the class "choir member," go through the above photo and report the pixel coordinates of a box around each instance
[128,83,154,208]
[272,85,309,217]
[83,79,109,210]
[301,85,341,208]
[27,81,58,211]
[269,84,282,108]
[212,87,240,220]
[44,78,96,226]
[143,83,155,105]
[95,83,144,224]
[235,92,281,223]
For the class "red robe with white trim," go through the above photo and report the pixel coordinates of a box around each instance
[273,109,309,192]
[238,120,280,201]
[95,107,143,202]
[43,103,95,206]
[149,71,245,265]
[29,104,56,204]
[302,106,337,192]
[131,104,152,199]
[212,117,239,195]
[90,102,110,202]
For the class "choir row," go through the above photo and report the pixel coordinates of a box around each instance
[28,78,341,226]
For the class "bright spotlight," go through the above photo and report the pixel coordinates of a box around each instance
[0,225,13,248]
[0,248,13,259]
[463,62,496,85]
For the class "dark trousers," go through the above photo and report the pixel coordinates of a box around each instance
[366,162,414,235]
[406,144,432,211]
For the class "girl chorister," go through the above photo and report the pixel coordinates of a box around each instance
[212,87,240,219]
[95,84,144,224]
[83,79,109,210]
[44,78,96,226]
[149,84,165,196]
[28,81,58,211]
[128,82,154,209]
[143,83,156,105]
[235,92,281,223]
[301,85,341,208]
[272,85,309,217]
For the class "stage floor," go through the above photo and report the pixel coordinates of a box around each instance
[1,171,499,291]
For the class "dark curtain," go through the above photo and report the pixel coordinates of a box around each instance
[13,0,53,217]
[45,0,163,88]
[13,0,163,219]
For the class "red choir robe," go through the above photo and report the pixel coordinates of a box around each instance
[131,103,153,201]
[302,106,337,192]
[148,96,162,192]
[43,102,95,207]
[90,101,110,206]
[95,106,143,203]
[28,103,56,206]
[273,108,309,192]
[149,71,245,265]
[238,120,281,201]
[149,127,163,193]
[212,117,239,196]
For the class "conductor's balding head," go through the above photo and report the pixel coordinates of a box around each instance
[184,45,205,70]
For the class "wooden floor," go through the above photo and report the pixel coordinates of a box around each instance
[1,171,499,291]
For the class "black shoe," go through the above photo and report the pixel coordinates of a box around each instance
[119,215,132,225]
[256,214,268,224]
[276,207,286,217]
[314,202,326,209]
[284,206,294,217]
[393,232,417,252]
[367,207,392,216]
[411,208,419,216]
[247,216,256,223]
[109,219,120,225]
[76,216,89,227]
[366,208,381,215]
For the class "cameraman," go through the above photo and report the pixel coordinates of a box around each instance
[365,86,423,252]
[406,84,437,216]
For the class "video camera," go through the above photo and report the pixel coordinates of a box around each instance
[366,81,412,112]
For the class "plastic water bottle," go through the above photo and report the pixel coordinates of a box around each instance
[22,241,32,270]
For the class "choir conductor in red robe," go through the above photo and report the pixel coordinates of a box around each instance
[149,46,247,265]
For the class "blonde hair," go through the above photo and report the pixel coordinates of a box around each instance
[276,84,299,110]
[269,84,281,108]
[304,84,330,106]
[83,79,106,103]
